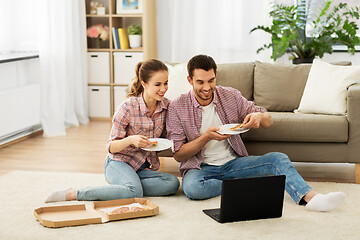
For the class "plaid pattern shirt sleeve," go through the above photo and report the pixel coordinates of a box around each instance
[167,86,267,177]
[107,95,169,171]
[166,103,187,153]
[106,101,130,152]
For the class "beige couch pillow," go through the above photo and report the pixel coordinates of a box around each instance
[217,63,254,101]
[254,61,312,111]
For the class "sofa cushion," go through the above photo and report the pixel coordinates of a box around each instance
[242,112,348,143]
[217,63,254,101]
[253,61,312,112]
[296,59,360,115]
[164,62,192,100]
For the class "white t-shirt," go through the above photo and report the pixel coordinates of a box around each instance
[200,102,236,166]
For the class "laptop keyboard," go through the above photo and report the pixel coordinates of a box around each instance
[212,212,221,219]
[205,209,221,219]
[204,208,224,222]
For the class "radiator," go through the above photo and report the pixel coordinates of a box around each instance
[0,84,41,145]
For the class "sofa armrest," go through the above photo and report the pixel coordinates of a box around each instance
[347,82,360,163]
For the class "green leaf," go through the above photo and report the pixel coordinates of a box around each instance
[250,0,360,60]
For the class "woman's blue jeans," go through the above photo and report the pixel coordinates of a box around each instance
[77,157,180,201]
[182,152,312,204]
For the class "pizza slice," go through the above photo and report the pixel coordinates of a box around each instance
[229,123,245,131]
[148,141,158,147]
[109,207,131,215]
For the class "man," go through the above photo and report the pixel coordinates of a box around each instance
[166,54,345,212]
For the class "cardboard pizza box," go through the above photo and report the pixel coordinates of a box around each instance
[34,198,159,228]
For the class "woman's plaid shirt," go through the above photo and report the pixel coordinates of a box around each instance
[107,94,170,171]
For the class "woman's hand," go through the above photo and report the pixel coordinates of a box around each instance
[129,135,153,148]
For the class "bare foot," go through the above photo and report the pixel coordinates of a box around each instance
[65,188,77,201]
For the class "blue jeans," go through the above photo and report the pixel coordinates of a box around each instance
[77,157,180,201]
[182,152,312,204]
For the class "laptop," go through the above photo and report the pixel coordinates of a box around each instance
[203,175,286,223]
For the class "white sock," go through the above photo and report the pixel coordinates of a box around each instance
[45,189,68,203]
[305,192,345,212]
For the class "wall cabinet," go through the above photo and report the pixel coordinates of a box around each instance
[85,0,157,119]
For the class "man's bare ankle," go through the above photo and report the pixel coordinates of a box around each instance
[303,190,318,203]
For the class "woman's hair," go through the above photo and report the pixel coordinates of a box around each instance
[127,59,168,97]
[187,54,217,79]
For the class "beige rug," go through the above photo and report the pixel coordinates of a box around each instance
[1,170,360,240]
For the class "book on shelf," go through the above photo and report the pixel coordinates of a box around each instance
[118,28,130,49]
[112,27,120,49]
[112,28,116,48]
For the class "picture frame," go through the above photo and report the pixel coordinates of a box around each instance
[116,0,142,14]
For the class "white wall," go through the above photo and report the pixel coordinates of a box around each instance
[0,58,41,143]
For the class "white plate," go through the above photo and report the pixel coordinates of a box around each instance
[217,123,250,135]
[141,138,174,152]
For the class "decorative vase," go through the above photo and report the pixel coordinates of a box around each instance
[129,35,142,48]
[292,58,314,64]
[95,38,101,49]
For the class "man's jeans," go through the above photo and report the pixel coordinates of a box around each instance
[182,152,312,204]
[77,157,180,201]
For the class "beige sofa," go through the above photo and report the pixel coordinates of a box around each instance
[215,61,360,183]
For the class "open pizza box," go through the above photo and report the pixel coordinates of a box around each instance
[34,198,159,228]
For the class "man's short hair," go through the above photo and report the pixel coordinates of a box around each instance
[187,54,217,79]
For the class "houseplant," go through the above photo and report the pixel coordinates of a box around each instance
[250,0,360,63]
[128,24,142,48]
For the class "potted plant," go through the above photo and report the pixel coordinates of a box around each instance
[128,24,142,48]
[250,0,360,63]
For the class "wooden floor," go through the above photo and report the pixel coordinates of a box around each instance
[0,121,355,183]
[0,121,180,177]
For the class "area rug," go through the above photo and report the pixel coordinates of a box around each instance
[0,170,359,240]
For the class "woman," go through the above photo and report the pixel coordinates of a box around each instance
[46,59,180,202]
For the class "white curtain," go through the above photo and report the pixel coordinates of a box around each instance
[39,0,89,137]
[157,0,272,64]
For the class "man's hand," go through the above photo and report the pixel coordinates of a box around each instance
[172,127,230,163]
[204,127,231,141]
[242,112,273,129]
[129,135,153,148]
